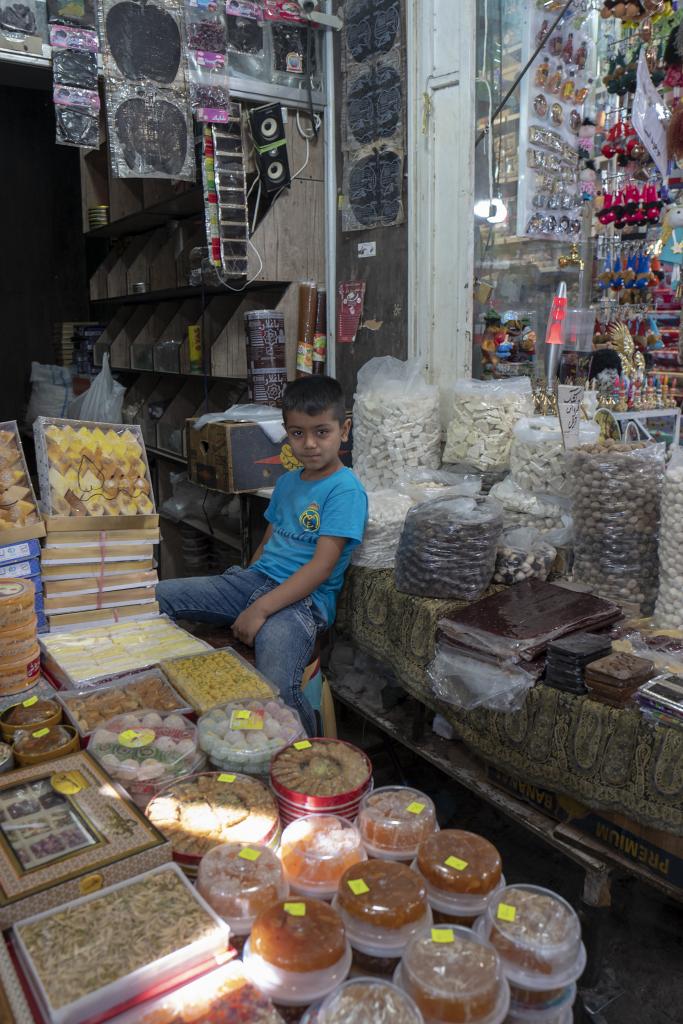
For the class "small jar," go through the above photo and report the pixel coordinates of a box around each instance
[280,814,366,900]
[334,860,431,976]
[358,786,438,861]
[396,925,510,1024]
[197,843,288,951]
[414,830,503,925]
[482,885,585,990]
[243,898,351,1009]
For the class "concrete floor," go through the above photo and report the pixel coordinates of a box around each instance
[334,703,683,1024]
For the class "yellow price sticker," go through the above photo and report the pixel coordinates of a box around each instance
[22,695,39,708]
[235,710,251,719]
[347,879,370,896]
[32,728,50,739]
[431,928,455,944]
[239,847,262,862]
[284,902,306,917]
[406,802,426,815]
[294,740,312,750]
[218,773,236,783]
[497,903,517,923]
[445,856,469,872]
[118,728,155,749]
[230,710,264,731]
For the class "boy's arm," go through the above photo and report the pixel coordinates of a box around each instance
[233,535,346,645]
[249,523,273,566]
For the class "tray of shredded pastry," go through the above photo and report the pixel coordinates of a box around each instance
[13,863,230,1024]
[40,617,210,689]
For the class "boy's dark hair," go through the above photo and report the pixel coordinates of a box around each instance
[282,376,346,424]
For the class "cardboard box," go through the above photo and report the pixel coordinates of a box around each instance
[43,529,160,548]
[0,750,170,929]
[487,765,683,890]
[44,570,159,599]
[0,558,40,580]
[45,585,157,615]
[41,543,155,565]
[0,539,42,566]
[187,419,353,494]
[47,602,161,632]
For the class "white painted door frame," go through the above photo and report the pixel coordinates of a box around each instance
[407,0,477,386]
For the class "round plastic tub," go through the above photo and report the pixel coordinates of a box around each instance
[334,860,432,976]
[197,842,288,942]
[0,579,35,630]
[481,885,586,989]
[1,696,61,741]
[280,814,367,900]
[13,724,79,766]
[414,830,504,925]
[243,898,352,1008]
[146,771,281,874]
[309,977,424,1023]
[508,982,576,1021]
[198,697,305,776]
[358,786,438,861]
[271,739,372,820]
[0,615,38,661]
[0,645,41,697]
[89,710,198,808]
[394,925,510,1024]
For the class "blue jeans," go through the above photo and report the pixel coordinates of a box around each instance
[156,568,325,735]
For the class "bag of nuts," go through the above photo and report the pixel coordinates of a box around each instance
[493,527,557,586]
[510,416,600,497]
[394,494,503,600]
[569,440,666,616]
[352,357,441,490]
[655,449,683,629]
[443,378,533,473]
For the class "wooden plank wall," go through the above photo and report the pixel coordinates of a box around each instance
[332,0,409,403]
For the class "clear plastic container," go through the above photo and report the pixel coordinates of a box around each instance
[243,898,352,1007]
[483,885,585,988]
[313,977,424,1023]
[358,786,438,861]
[161,647,277,714]
[280,814,367,899]
[89,710,197,808]
[13,864,229,1024]
[415,831,504,924]
[508,981,576,1019]
[334,860,431,974]
[270,739,373,813]
[13,723,79,766]
[395,925,511,1024]
[198,697,304,776]
[146,771,281,869]
[197,842,288,937]
[57,669,191,739]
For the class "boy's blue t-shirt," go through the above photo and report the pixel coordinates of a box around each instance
[252,467,368,624]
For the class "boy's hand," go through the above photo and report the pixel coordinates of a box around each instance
[233,603,268,646]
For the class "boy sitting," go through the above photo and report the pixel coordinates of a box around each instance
[157,376,368,735]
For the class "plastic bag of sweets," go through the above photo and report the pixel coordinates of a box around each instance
[655,448,683,629]
[352,357,441,491]
[443,378,533,473]
[510,416,600,497]
[395,495,503,600]
[351,490,414,569]
[569,441,665,616]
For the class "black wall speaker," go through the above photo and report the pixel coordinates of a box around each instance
[249,102,291,193]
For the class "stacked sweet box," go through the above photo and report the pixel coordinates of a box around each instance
[33,418,161,632]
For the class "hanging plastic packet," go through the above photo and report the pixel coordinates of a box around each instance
[50,23,98,49]
[225,0,265,80]
[1,0,39,36]
[53,48,98,89]
[201,124,222,266]
[186,4,226,52]
[54,84,100,148]
[188,50,230,122]
[262,0,306,23]
[47,0,96,28]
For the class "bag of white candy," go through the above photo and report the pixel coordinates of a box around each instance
[443,377,533,473]
[352,489,414,569]
[352,356,441,490]
[510,415,600,497]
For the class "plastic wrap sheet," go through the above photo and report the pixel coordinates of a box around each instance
[437,580,621,663]
[107,80,195,180]
[395,495,503,602]
[53,47,98,89]
[342,142,404,233]
[102,0,185,88]
[54,85,100,148]
[342,46,402,151]
[428,640,535,712]
[569,442,665,616]
[352,357,440,491]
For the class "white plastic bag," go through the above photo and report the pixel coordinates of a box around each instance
[24,362,74,432]
[353,357,441,490]
[193,404,286,443]
[428,642,535,712]
[443,377,533,472]
[67,355,125,423]
[352,489,414,569]
[510,415,600,497]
